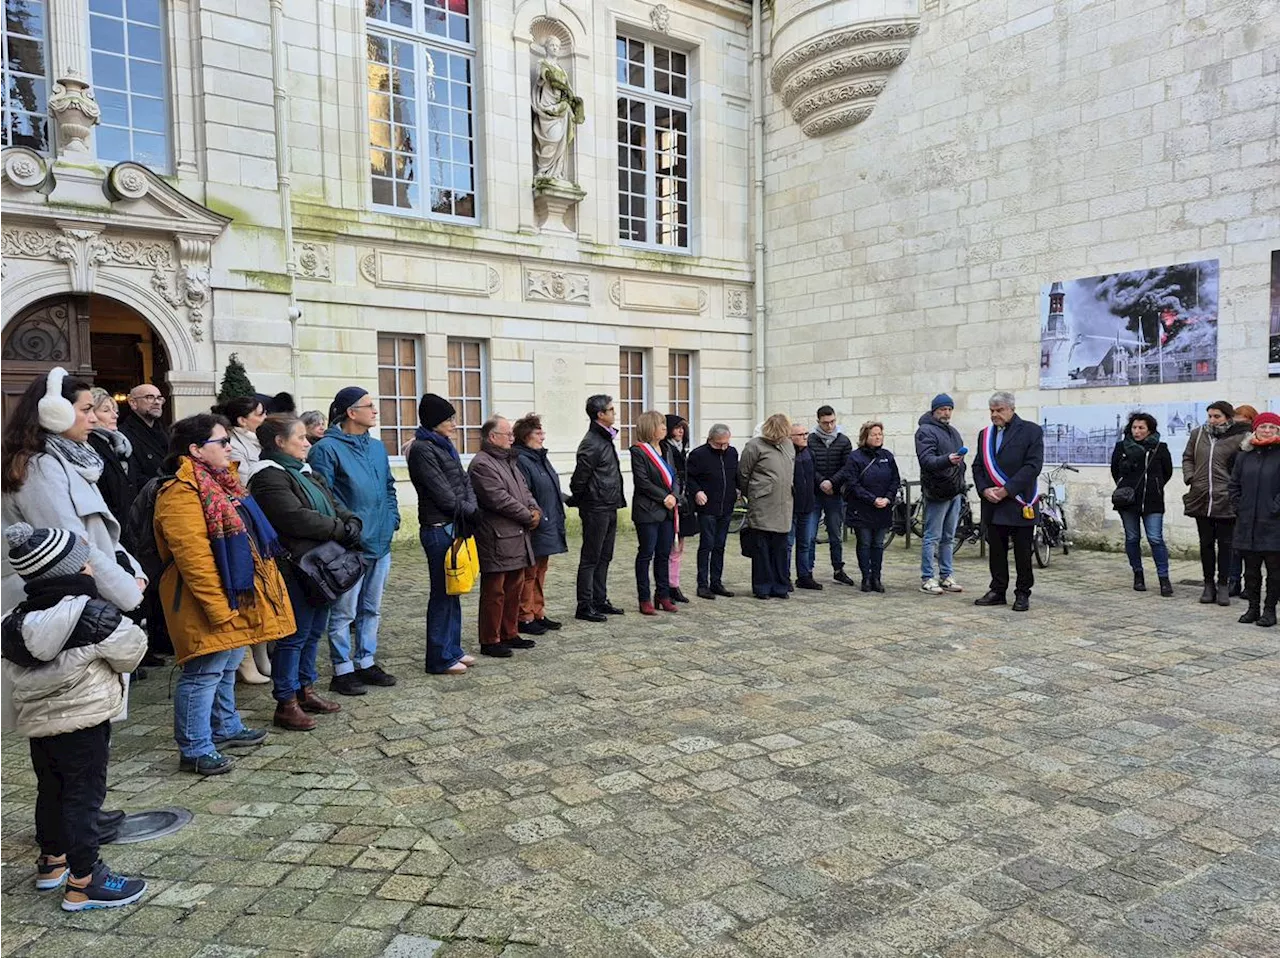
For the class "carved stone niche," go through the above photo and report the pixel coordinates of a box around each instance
[769,0,920,138]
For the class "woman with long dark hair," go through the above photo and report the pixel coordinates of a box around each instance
[1110,411,1174,596]
[152,414,295,775]
[249,415,359,727]
[212,395,267,484]
[1,369,144,614]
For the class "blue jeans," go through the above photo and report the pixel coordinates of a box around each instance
[696,513,732,588]
[635,518,674,601]
[327,551,391,675]
[174,646,246,759]
[1121,511,1170,578]
[272,569,329,702]
[788,509,819,580]
[422,525,465,673]
[813,493,845,572]
[854,526,887,579]
[921,495,963,581]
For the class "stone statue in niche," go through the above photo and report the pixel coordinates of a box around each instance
[532,36,584,183]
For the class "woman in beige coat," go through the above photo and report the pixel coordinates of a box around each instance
[738,414,796,599]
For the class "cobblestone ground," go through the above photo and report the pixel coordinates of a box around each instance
[3,536,1279,958]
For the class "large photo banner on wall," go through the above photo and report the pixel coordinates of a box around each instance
[1039,260,1219,389]
[1042,402,1206,466]
[1270,250,1279,377]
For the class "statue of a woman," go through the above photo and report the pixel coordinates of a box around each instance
[532,36,585,182]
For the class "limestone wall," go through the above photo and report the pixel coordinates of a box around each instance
[762,0,1279,546]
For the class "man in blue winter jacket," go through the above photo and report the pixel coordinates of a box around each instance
[915,393,967,596]
[308,386,400,696]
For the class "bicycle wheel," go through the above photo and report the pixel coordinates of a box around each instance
[728,511,745,535]
[1033,525,1050,568]
[909,499,925,538]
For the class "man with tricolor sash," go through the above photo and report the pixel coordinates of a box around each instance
[972,391,1044,612]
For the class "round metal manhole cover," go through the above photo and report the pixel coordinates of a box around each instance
[106,807,194,844]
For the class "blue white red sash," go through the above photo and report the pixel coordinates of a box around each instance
[637,443,674,489]
[980,426,1039,509]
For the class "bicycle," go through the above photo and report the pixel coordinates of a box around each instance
[1032,463,1077,568]
[906,485,982,554]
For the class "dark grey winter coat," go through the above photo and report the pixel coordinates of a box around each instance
[1229,438,1280,553]
[515,445,569,558]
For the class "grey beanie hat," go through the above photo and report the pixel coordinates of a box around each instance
[5,522,92,582]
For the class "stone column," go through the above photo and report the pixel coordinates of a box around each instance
[47,0,101,158]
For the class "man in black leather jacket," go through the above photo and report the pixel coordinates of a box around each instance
[570,395,627,622]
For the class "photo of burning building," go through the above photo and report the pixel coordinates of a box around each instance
[1040,260,1220,390]
[1269,250,1279,377]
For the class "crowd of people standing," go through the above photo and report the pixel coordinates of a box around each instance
[0,364,1276,913]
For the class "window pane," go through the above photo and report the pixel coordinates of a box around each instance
[398,368,415,395]
[84,0,169,170]
[379,368,397,394]
[377,334,395,363]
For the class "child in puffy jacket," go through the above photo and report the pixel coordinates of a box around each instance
[1,523,148,912]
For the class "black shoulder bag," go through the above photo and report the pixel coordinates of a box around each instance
[296,541,367,606]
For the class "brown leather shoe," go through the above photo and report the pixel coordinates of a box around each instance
[298,686,341,714]
[273,697,317,731]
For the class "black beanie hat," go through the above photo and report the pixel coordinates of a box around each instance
[329,386,369,425]
[418,393,456,430]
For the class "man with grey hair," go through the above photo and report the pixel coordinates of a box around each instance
[686,423,738,598]
[972,391,1044,612]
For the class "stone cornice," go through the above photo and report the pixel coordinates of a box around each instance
[770,18,920,138]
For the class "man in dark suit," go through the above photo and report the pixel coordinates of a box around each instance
[972,391,1044,612]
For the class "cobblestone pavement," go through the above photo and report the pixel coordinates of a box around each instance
[3,537,1279,958]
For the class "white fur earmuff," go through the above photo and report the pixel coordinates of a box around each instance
[37,366,77,434]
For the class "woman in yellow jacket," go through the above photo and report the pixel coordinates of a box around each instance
[153,413,295,775]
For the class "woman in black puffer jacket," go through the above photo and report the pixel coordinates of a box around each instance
[407,394,479,675]
[835,421,900,593]
[1110,412,1174,597]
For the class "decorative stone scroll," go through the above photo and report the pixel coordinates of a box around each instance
[294,242,332,281]
[725,286,750,318]
[770,19,920,138]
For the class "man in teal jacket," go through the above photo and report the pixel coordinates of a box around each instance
[308,386,400,695]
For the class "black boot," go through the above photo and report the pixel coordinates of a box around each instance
[860,576,871,593]
[1216,581,1232,607]
[1228,577,1242,598]
[1158,577,1173,597]
[1259,582,1278,627]
[1133,570,1146,592]
[670,588,691,604]
[1199,580,1217,604]
[1239,602,1261,624]
[871,576,885,593]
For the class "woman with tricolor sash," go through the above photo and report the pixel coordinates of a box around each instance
[630,411,681,615]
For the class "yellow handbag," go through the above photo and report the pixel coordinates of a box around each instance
[445,536,479,595]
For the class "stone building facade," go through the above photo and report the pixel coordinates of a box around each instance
[1,0,754,516]
[760,0,1278,542]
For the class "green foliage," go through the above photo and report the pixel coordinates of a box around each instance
[218,353,256,403]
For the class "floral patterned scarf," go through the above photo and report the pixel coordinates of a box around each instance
[190,457,284,608]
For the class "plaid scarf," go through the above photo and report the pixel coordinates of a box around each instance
[190,458,284,609]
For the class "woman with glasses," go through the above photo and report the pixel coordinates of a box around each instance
[1230,412,1280,627]
[408,395,479,674]
[514,413,569,635]
[152,414,295,775]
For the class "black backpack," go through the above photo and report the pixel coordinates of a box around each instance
[124,474,175,580]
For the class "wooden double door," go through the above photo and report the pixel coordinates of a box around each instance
[1,295,170,423]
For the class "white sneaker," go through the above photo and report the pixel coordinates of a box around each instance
[941,577,963,593]
[920,578,944,595]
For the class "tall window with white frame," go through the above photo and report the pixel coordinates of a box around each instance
[376,333,423,458]
[616,35,690,250]
[618,348,648,449]
[366,0,477,221]
[89,0,170,170]
[668,350,694,433]
[446,338,486,455]
[2,0,50,153]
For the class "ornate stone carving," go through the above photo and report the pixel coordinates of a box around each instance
[359,252,378,284]
[525,268,590,305]
[2,148,51,190]
[295,242,332,281]
[487,267,502,293]
[725,286,749,318]
[770,18,920,138]
[47,80,101,154]
[105,162,151,201]
[650,4,671,33]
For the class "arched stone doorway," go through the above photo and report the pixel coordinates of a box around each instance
[1,294,171,422]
